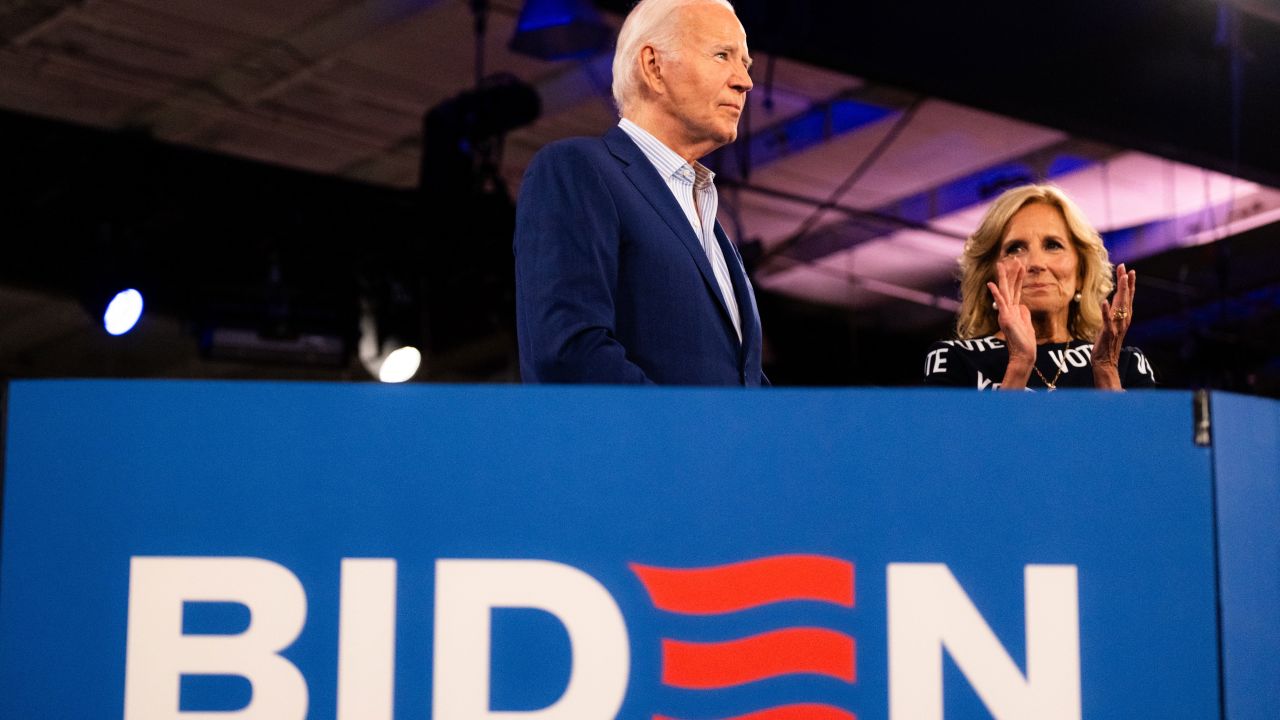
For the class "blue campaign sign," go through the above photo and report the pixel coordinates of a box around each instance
[1,381,1221,719]
[1212,392,1280,720]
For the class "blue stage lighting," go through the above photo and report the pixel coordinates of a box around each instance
[510,0,612,60]
[103,288,144,336]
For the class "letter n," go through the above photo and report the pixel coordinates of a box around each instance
[887,563,1080,720]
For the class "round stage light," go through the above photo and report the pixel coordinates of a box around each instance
[379,346,421,383]
[103,289,144,336]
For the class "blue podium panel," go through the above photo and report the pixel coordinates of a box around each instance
[1,381,1219,720]
[1212,392,1280,720]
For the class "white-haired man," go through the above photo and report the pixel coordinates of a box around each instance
[514,0,766,385]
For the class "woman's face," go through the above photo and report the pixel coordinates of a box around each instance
[997,202,1081,320]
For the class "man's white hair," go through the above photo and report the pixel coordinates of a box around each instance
[610,0,736,117]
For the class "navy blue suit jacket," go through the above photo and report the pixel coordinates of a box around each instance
[514,126,766,385]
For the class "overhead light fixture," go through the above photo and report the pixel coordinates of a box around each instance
[509,0,612,61]
[421,74,541,173]
[358,296,423,383]
[83,224,147,337]
[377,346,422,383]
[200,327,349,367]
[102,288,144,336]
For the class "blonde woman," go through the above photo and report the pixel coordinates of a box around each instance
[924,184,1156,391]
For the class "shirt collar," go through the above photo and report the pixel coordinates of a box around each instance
[618,118,716,189]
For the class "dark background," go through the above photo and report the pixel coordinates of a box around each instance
[4,0,1280,394]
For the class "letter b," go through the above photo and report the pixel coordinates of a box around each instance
[124,557,308,720]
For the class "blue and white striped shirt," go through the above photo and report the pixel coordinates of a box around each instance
[618,118,742,342]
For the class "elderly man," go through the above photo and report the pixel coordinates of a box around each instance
[513,0,766,385]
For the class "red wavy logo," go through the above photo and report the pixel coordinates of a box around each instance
[663,628,855,688]
[632,555,857,720]
[655,704,854,720]
[630,555,854,614]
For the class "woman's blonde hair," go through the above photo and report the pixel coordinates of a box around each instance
[955,184,1114,340]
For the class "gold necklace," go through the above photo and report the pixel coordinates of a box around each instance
[1032,339,1071,391]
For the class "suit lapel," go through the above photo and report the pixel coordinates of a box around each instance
[604,127,737,327]
[714,222,759,358]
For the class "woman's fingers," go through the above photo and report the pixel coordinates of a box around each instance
[987,281,1004,310]
[993,258,1023,308]
[1106,264,1136,336]
[991,262,1012,307]
[1099,298,1114,338]
[1118,267,1136,341]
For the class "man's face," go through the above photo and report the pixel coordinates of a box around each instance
[659,3,753,154]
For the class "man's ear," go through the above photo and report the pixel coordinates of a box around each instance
[639,45,664,94]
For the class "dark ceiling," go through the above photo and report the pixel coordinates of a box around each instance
[1,108,517,378]
[4,0,1280,394]
[596,0,1280,187]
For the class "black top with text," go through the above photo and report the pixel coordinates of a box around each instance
[923,335,1157,391]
